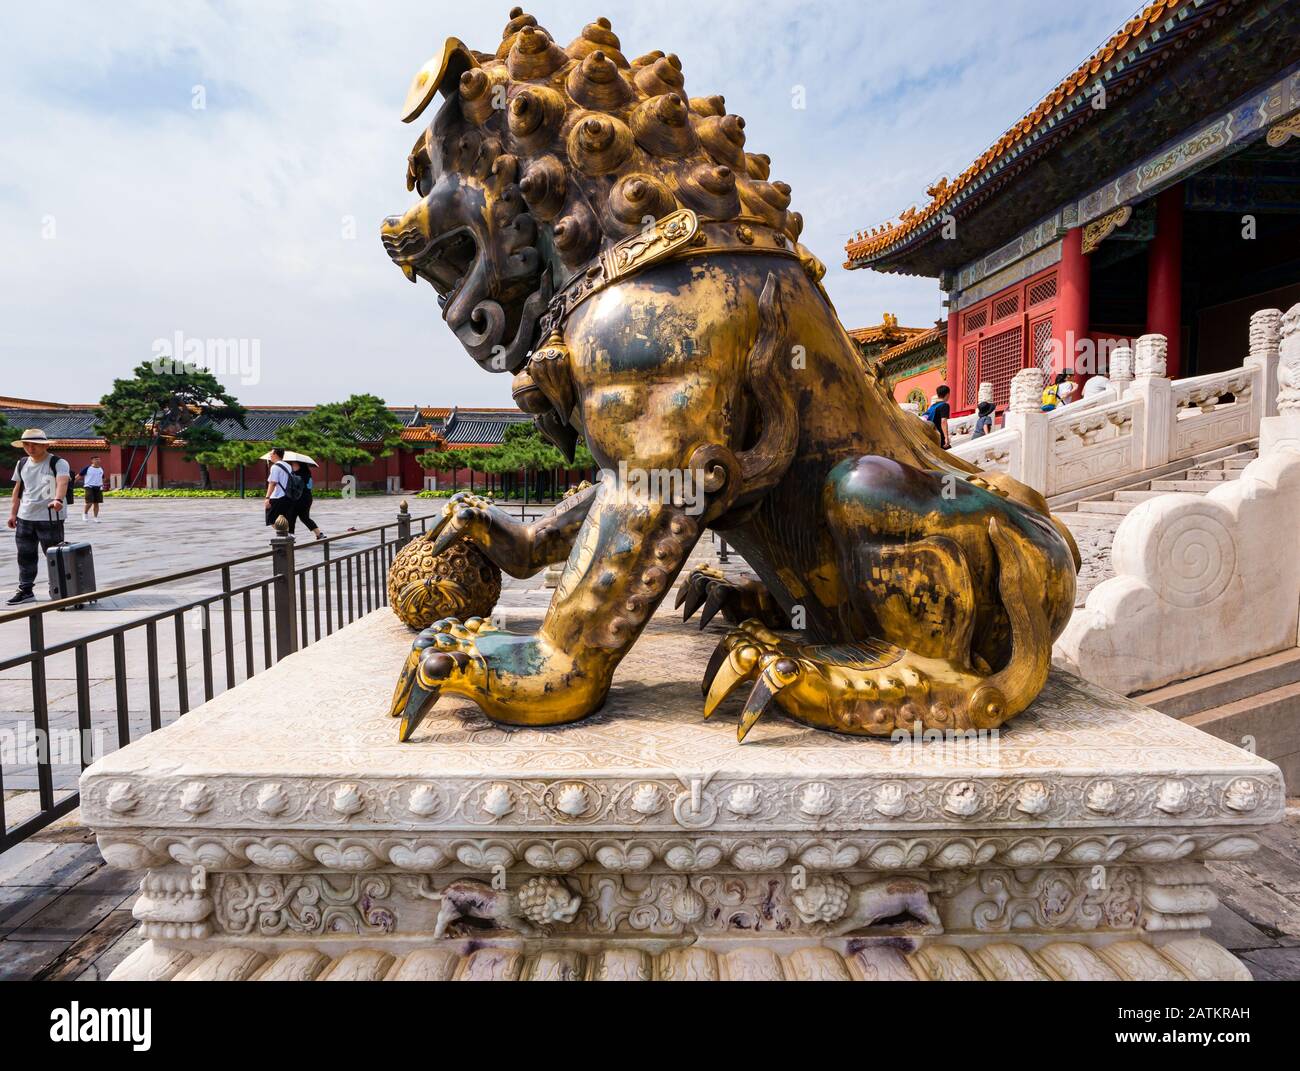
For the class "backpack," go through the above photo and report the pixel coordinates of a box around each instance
[923,400,947,427]
[274,461,305,502]
[19,453,74,503]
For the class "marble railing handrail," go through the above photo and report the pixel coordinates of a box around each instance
[1171,364,1256,410]
[955,310,1288,496]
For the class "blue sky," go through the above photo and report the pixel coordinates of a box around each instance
[0,0,1143,407]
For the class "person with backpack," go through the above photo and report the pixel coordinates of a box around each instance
[293,459,325,541]
[923,384,952,449]
[6,428,70,605]
[264,447,304,531]
[1041,371,1078,411]
[76,455,106,523]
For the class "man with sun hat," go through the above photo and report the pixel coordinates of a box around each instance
[6,428,71,605]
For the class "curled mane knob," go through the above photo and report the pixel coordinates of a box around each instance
[566,112,634,175]
[506,85,566,154]
[552,199,600,267]
[566,17,628,66]
[738,178,791,230]
[745,152,771,180]
[679,161,740,218]
[697,113,747,169]
[507,25,569,80]
[458,68,504,127]
[690,94,726,117]
[609,173,675,229]
[496,7,538,58]
[630,93,697,156]
[566,50,635,111]
[518,155,567,220]
[634,54,685,98]
[785,209,804,242]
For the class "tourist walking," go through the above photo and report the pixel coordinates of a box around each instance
[76,455,106,522]
[923,384,952,449]
[1041,371,1078,411]
[6,428,70,605]
[294,459,326,540]
[264,447,300,531]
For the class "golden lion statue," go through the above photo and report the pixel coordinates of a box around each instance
[381,10,1078,742]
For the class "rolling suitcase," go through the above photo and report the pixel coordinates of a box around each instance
[46,507,97,606]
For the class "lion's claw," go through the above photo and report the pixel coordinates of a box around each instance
[674,566,785,630]
[391,615,500,741]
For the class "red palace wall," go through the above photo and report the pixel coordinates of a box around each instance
[890,367,945,411]
[951,263,1060,416]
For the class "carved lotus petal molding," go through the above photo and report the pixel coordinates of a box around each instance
[256,783,290,817]
[1085,781,1120,814]
[407,786,440,817]
[1016,782,1050,815]
[798,783,834,818]
[629,784,665,815]
[873,784,907,817]
[1223,779,1259,813]
[942,782,981,817]
[482,784,515,818]
[106,781,138,814]
[179,781,213,816]
[556,784,589,817]
[1156,780,1190,815]
[727,785,761,816]
[331,784,365,817]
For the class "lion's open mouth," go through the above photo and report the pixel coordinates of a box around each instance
[382,225,480,314]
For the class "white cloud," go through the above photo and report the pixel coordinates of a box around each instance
[0,0,1139,405]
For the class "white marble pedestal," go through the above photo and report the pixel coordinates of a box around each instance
[82,610,1284,981]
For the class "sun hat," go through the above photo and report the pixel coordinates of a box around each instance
[10,428,52,448]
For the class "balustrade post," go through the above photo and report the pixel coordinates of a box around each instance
[1109,345,1134,399]
[1247,308,1282,422]
[270,515,299,659]
[1260,303,1300,458]
[1130,333,1173,469]
[1003,367,1048,493]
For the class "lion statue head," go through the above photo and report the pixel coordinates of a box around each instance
[381,9,803,378]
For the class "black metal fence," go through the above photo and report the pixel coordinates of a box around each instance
[0,503,444,855]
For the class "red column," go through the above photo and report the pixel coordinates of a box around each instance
[945,308,962,410]
[1147,183,1183,378]
[1056,226,1091,375]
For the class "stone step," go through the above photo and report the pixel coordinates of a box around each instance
[1182,677,1300,791]
[1137,648,1300,718]
[1111,490,1166,502]
[1070,499,1140,516]
[1182,469,1239,481]
[1220,457,1255,470]
[1148,479,1220,493]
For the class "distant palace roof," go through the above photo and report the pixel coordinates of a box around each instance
[843,0,1296,277]
[0,398,529,451]
[846,313,931,349]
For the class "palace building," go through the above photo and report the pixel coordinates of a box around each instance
[0,396,532,491]
[844,0,1300,415]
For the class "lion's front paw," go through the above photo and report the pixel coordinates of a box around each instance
[392,617,601,741]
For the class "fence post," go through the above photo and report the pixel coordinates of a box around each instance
[270,514,298,659]
[396,499,412,550]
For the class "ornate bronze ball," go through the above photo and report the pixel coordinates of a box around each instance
[387,534,502,629]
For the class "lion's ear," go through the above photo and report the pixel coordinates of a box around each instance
[401,38,479,124]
